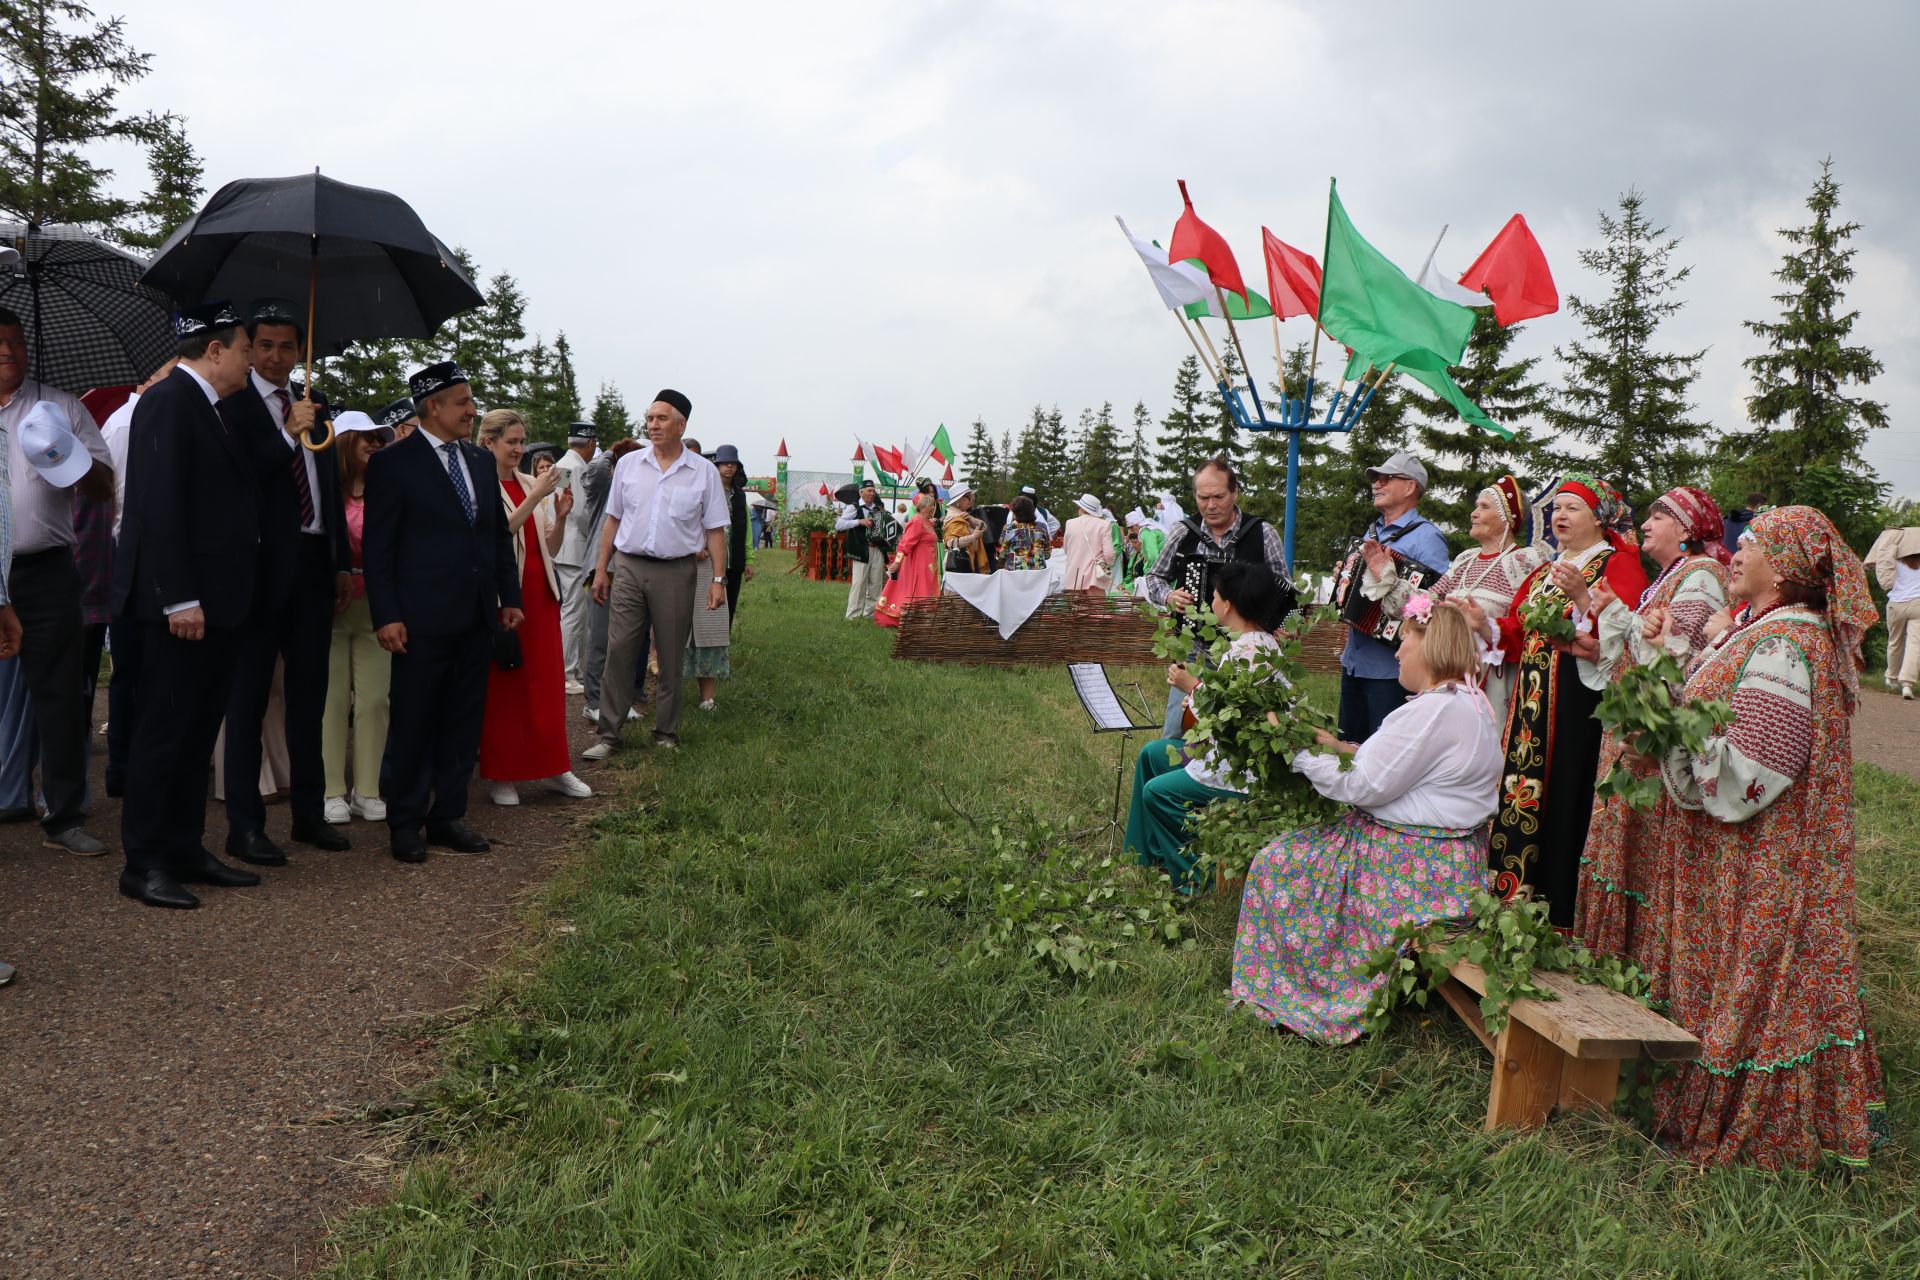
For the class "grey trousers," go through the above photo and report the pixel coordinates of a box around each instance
[556,561,587,678]
[845,554,885,619]
[598,552,696,744]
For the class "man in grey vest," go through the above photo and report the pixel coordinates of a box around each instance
[553,422,596,689]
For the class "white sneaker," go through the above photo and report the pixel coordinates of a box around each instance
[350,790,387,821]
[627,707,643,722]
[322,796,351,825]
[543,771,593,798]
[698,699,716,712]
[565,679,584,695]
[1904,684,1915,701]
[581,741,614,762]
[488,781,520,806]
[583,705,599,722]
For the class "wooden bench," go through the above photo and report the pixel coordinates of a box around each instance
[1431,951,1702,1131]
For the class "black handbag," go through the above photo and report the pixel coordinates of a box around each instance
[492,625,524,671]
[944,547,973,575]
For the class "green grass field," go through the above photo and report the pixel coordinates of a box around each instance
[322,573,1920,1278]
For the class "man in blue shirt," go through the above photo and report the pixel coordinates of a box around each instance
[1338,452,1452,743]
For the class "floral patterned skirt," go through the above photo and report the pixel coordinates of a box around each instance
[1230,809,1488,1044]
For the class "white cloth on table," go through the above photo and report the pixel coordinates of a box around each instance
[944,567,1057,639]
[1291,681,1502,829]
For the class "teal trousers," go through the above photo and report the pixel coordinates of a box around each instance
[1125,736,1239,891]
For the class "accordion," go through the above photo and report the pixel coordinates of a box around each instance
[1332,539,1435,646]
[1169,554,1218,633]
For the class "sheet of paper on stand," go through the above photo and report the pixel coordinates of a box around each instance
[944,568,1059,640]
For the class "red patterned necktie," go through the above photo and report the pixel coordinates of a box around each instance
[275,388,316,529]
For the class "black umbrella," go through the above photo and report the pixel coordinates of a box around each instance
[0,222,178,394]
[140,171,484,447]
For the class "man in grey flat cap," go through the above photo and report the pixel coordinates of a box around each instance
[1338,451,1451,744]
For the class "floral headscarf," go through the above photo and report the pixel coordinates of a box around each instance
[1745,505,1877,713]
[1651,486,1729,564]
[1554,472,1632,553]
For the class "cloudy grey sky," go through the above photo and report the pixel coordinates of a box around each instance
[108,0,1919,495]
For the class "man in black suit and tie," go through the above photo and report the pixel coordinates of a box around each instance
[363,361,522,863]
[220,299,355,865]
[112,302,269,909]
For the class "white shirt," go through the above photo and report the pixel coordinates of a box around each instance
[101,391,139,539]
[1291,682,1503,829]
[251,369,325,535]
[0,378,111,554]
[1890,561,1920,605]
[606,445,728,559]
[1184,630,1283,792]
[553,447,592,566]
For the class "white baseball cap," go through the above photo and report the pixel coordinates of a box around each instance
[19,402,93,488]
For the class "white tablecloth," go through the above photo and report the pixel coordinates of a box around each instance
[944,568,1060,639]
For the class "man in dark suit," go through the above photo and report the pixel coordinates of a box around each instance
[363,361,522,863]
[112,302,268,909]
[219,299,355,864]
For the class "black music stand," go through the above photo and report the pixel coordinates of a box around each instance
[1068,663,1158,852]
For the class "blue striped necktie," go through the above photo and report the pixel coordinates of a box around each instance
[442,442,475,524]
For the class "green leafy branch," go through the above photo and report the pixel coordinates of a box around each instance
[1520,589,1578,644]
[1594,649,1735,811]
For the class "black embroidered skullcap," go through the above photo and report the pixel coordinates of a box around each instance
[376,396,418,428]
[408,361,468,401]
[247,297,302,329]
[173,300,244,339]
[566,421,597,442]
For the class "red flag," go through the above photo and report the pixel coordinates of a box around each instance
[876,444,908,476]
[1167,180,1247,305]
[819,483,830,495]
[1260,228,1322,320]
[1459,214,1559,327]
[942,461,954,482]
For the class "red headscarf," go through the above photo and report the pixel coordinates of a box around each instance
[1745,505,1876,713]
[1555,473,1632,553]
[1653,485,1730,565]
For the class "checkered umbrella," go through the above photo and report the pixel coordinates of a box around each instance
[0,223,178,395]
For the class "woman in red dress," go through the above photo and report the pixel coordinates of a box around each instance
[476,410,592,805]
[875,492,940,628]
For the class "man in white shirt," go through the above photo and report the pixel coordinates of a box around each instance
[0,304,114,856]
[584,389,726,757]
[835,477,888,620]
[553,422,597,689]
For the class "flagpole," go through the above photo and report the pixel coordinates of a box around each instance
[1176,312,1225,385]
[1270,312,1288,408]
[1190,316,1230,383]
[1419,225,1449,281]
[1213,285,1263,415]
[1369,361,1397,392]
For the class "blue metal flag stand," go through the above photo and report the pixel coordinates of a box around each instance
[1207,365,1383,572]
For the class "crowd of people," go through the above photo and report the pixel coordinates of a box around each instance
[1132,450,1890,1171]
[0,301,748,962]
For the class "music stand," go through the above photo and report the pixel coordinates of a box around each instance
[1068,663,1158,852]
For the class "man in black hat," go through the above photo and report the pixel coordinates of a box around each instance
[362,361,522,862]
[584,389,726,758]
[836,476,892,621]
[112,303,268,908]
[377,396,418,442]
[554,421,597,689]
[218,298,354,865]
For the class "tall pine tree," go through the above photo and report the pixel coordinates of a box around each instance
[589,381,632,440]
[1406,311,1554,529]
[1154,354,1211,492]
[1542,191,1707,514]
[0,0,163,229]
[1721,159,1887,546]
[960,417,998,495]
[1203,345,1250,468]
[1122,401,1155,511]
[550,331,584,425]
[1038,405,1073,508]
[1008,405,1049,503]
[1075,401,1124,510]
[113,113,201,249]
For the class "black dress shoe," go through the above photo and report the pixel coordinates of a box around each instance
[291,818,351,851]
[119,869,200,909]
[390,829,428,863]
[104,778,125,799]
[425,820,490,854]
[226,829,289,867]
[174,851,262,888]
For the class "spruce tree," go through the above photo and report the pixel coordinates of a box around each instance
[521,339,567,444]
[0,0,163,229]
[113,113,201,249]
[1203,345,1249,467]
[589,382,632,440]
[1075,401,1124,510]
[1542,191,1707,514]
[1039,406,1073,507]
[1722,159,1887,545]
[550,331,584,426]
[324,339,411,414]
[1008,405,1049,502]
[1122,401,1155,510]
[469,272,532,407]
[1154,354,1211,492]
[1405,310,1553,529]
[960,417,998,494]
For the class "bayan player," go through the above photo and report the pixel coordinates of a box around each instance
[1336,452,1451,745]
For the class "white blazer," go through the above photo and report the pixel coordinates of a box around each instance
[499,477,561,601]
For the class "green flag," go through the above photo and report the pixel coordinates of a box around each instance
[929,423,956,466]
[1182,262,1274,320]
[1341,347,1514,440]
[1318,184,1475,374]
